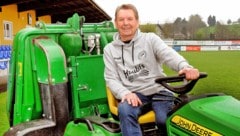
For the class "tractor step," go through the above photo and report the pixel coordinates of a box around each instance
[141,123,161,136]
[4,119,55,136]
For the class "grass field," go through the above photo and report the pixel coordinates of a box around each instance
[0,51,240,135]
[0,92,9,136]
[179,51,240,99]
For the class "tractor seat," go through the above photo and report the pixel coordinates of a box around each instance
[106,87,155,124]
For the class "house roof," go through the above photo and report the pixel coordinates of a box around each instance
[0,0,112,23]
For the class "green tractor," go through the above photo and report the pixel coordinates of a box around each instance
[4,13,240,136]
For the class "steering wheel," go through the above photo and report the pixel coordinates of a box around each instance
[155,72,207,95]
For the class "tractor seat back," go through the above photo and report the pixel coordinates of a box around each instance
[106,87,155,124]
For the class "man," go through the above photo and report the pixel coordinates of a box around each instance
[103,4,199,136]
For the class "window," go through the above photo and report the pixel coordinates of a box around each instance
[3,21,13,40]
[27,13,32,25]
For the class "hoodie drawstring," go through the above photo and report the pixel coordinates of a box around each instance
[121,41,135,66]
[121,45,125,66]
[132,41,135,63]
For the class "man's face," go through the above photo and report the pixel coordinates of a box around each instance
[115,9,139,41]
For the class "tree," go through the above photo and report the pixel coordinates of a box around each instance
[238,18,240,23]
[187,14,207,39]
[173,17,182,32]
[139,23,156,33]
[227,19,232,25]
[207,15,212,26]
[180,18,188,38]
[215,23,229,39]
[207,15,216,26]
[161,23,174,39]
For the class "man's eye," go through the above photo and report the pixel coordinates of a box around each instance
[118,19,124,22]
[128,18,134,21]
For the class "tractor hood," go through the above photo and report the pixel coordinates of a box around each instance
[169,95,240,135]
[196,95,240,126]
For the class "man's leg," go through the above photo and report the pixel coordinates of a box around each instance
[152,90,174,135]
[118,93,151,136]
[118,101,142,136]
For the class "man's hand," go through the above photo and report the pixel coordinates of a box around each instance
[178,67,200,80]
[121,92,142,107]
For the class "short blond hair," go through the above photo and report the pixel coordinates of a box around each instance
[114,4,139,21]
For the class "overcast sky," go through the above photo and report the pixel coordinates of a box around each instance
[94,0,240,24]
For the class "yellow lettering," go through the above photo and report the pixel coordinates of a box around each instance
[18,62,22,76]
[171,115,222,136]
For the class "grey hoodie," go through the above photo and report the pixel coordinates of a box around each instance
[103,29,192,99]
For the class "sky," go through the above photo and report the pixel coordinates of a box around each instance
[94,0,240,24]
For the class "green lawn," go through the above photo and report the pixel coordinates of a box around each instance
[180,51,240,99]
[0,51,240,135]
[0,92,9,136]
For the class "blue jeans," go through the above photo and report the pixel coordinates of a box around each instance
[118,90,174,136]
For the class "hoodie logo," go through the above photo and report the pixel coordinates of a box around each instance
[114,57,122,63]
[123,64,149,82]
[138,50,147,60]
[114,57,122,60]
